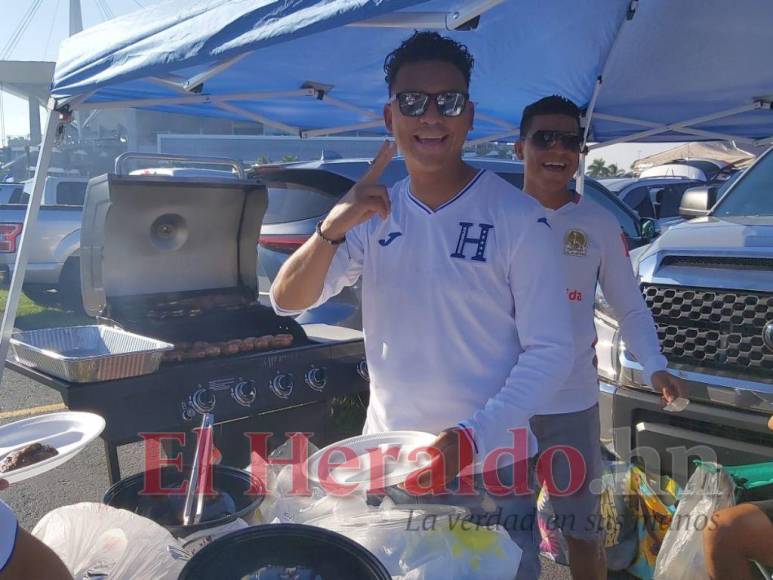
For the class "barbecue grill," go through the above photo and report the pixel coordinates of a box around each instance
[7,160,369,483]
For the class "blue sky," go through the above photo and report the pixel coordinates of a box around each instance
[0,0,678,169]
[1,0,155,141]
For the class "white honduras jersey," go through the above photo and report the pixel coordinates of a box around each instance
[540,193,667,414]
[272,170,575,465]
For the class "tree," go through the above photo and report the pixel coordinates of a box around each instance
[255,154,272,165]
[588,158,609,178]
[607,163,625,177]
[281,154,299,163]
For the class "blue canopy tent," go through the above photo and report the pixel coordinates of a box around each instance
[2,0,773,378]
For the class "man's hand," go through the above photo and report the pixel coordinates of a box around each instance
[651,370,688,405]
[320,140,397,240]
[408,428,473,494]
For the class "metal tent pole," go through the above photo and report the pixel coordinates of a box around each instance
[0,106,59,387]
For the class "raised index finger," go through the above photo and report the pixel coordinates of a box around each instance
[360,140,397,185]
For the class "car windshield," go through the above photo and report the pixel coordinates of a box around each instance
[712,151,773,217]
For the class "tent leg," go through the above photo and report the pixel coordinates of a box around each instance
[0,107,59,387]
[577,152,586,195]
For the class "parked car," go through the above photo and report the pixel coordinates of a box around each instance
[595,147,773,485]
[639,158,730,182]
[19,176,90,205]
[0,183,24,205]
[605,177,704,221]
[253,157,655,329]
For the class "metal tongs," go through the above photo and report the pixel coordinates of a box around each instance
[182,412,214,527]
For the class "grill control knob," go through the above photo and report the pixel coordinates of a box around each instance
[270,373,294,399]
[181,403,197,422]
[305,367,327,391]
[356,359,370,382]
[232,380,257,406]
[191,388,216,414]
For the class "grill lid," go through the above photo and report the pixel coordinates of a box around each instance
[80,174,267,317]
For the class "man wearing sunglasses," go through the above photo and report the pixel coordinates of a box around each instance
[272,33,575,578]
[515,95,687,580]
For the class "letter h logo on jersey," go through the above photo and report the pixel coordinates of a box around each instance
[450,222,494,262]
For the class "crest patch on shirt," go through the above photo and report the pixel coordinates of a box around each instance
[564,229,588,257]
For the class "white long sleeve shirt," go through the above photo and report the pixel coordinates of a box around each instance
[271,170,575,467]
[539,193,667,415]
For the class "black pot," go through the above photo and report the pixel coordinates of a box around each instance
[179,524,391,580]
[103,465,264,537]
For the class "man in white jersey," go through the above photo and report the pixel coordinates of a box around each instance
[271,32,575,578]
[515,95,687,580]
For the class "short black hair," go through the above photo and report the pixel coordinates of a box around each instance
[384,32,474,95]
[520,95,582,137]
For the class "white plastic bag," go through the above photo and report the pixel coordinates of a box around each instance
[32,502,186,580]
[308,502,522,579]
[653,464,735,580]
[248,438,320,523]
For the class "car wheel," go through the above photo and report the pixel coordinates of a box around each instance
[57,257,85,313]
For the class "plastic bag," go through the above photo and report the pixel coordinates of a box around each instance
[308,501,522,579]
[537,461,638,570]
[626,466,682,579]
[32,502,185,580]
[599,462,639,571]
[536,486,568,565]
[249,438,320,523]
[653,463,735,580]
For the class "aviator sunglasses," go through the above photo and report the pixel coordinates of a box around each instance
[390,91,469,117]
[528,130,583,152]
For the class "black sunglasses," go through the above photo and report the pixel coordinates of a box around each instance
[528,130,582,152]
[390,91,469,118]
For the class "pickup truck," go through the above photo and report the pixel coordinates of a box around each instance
[596,147,773,485]
[0,177,88,305]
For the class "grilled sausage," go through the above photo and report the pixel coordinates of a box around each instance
[224,340,241,355]
[271,334,294,348]
[240,337,257,352]
[191,347,208,359]
[254,336,272,350]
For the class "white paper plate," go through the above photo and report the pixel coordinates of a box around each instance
[0,411,106,484]
[306,431,437,490]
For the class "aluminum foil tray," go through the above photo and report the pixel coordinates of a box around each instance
[9,325,173,383]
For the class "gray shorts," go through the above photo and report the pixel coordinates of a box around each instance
[530,403,603,541]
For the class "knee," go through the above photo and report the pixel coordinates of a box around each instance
[704,507,741,556]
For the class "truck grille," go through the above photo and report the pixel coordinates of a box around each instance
[642,284,773,380]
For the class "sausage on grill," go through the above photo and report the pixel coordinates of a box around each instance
[224,340,242,355]
[240,337,257,352]
[271,334,294,348]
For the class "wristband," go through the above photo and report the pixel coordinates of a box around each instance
[315,220,346,245]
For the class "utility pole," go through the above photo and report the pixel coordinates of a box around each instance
[70,0,84,36]
[69,0,84,142]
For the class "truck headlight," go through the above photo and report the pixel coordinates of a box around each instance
[594,287,621,383]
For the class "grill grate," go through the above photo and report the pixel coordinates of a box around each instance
[642,284,773,380]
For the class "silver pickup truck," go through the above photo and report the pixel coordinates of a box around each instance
[596,147,773,485]
[0,177,88,305]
